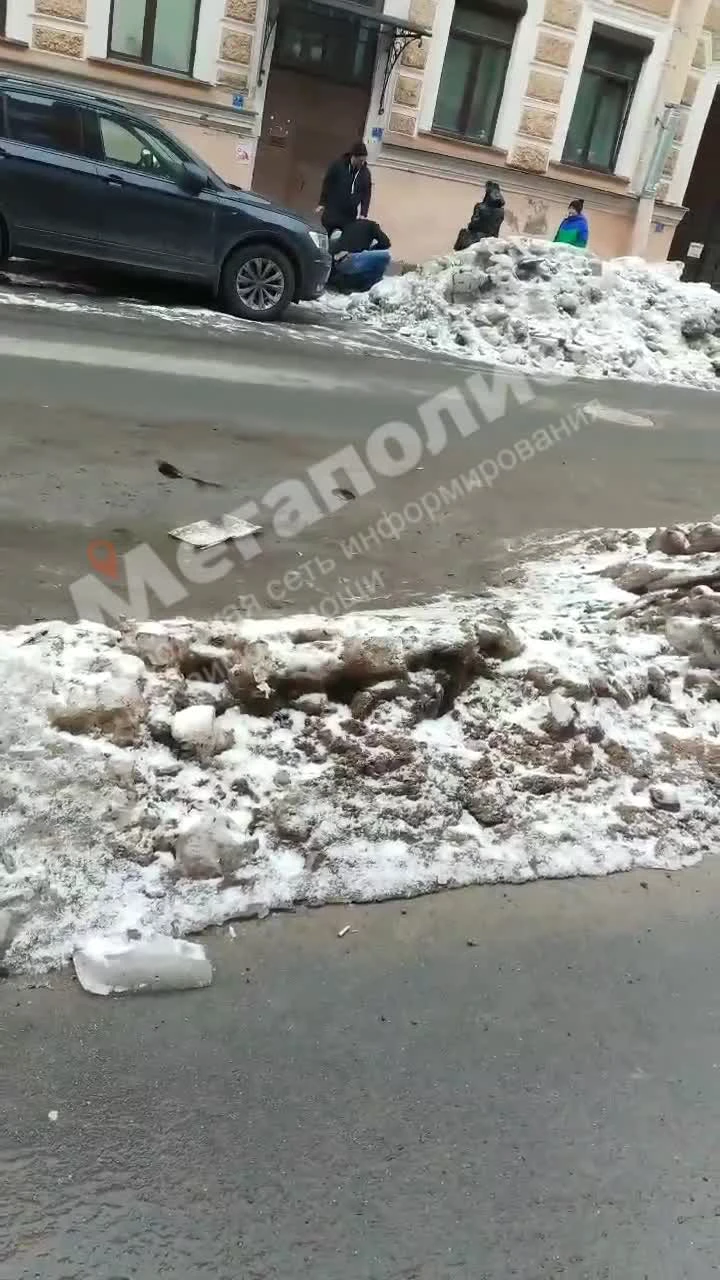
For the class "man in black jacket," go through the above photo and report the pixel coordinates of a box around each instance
[333,218,389,255]
[317,141,372,235]
[328,217,391,293]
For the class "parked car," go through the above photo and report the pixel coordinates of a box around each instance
[0,73,331,321]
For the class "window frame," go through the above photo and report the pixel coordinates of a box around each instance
[562,34,643,174]
[432,10,514,146]
[107,0,202,76]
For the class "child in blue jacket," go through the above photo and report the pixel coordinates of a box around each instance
[554,198,589,248]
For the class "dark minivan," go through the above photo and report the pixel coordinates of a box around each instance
[0,74,331,321]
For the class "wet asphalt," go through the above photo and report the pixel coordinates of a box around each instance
[5,867,720,1280]
[0,283,719,627]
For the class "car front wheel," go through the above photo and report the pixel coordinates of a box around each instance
[220,243,295,322]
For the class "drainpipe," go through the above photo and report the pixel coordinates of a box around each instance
[663,0,710,104]
[630,0,710,258]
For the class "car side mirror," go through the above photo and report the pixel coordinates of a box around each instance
[180,162,207,195]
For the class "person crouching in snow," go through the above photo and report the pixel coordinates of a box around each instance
[328,218,391,293]
[454,179,505,250]
[554,198,589,248]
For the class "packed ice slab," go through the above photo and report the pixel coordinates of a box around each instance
[3,521,720,973]
[73,934,212,995]
[323,238,720,389]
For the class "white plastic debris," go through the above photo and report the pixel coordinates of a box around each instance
[338,924,351,938]
[73,934,213,995]
[169,515,261,548]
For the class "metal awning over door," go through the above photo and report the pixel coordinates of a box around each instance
[259,0,431,108]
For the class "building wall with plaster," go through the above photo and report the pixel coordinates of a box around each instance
[1,0,260,186]
[0,0,715,263]
[370,0,712,261]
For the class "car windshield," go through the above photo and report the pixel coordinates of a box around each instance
[149,122,227,189]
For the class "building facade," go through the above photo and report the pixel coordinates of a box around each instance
[0,0,717,264]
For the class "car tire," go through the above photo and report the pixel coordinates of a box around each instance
[220,243,295,322]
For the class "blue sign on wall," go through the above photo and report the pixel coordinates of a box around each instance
[371,126,384,141]
[232,94,245,110]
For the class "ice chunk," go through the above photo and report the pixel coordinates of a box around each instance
[171,704,216,747]
[73,934,213,995]
[547,690,577,733]
[649,784,680,812]
[0,907,22,958]
[174,810,252,878]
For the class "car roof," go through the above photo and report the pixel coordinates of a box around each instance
[0,70,153,120]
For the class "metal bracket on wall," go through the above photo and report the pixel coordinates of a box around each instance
[378,30,422,113]
[257,0,280,86]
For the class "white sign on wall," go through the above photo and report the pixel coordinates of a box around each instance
[236,141,255,164]
[687,242,704,259]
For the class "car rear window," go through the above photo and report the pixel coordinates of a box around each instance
[3,90,84,155]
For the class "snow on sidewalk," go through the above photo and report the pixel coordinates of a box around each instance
[320,238,720,389]
[2,522,720,973]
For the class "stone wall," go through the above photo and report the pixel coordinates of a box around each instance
[217,0,256,96]
[32,0,87,59]
[507,11,577,174]
[387,0,438,138]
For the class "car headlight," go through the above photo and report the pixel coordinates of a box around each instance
[309,230,329,252]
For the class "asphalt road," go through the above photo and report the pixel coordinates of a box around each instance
[2,283,720,1279]
[0,287,719,625]
[4,866,720,1280]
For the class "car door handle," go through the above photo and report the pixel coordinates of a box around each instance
[103,174,124,187]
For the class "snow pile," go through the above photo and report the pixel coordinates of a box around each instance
[3,522,720,972]
[325,238,720,387]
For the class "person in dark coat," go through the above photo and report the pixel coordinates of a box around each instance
[454,179,505,250]
[328,217,391,293]
[317,142,372,236]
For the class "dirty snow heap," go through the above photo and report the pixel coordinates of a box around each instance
[325,238,720,389]
[3,520,720,972]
